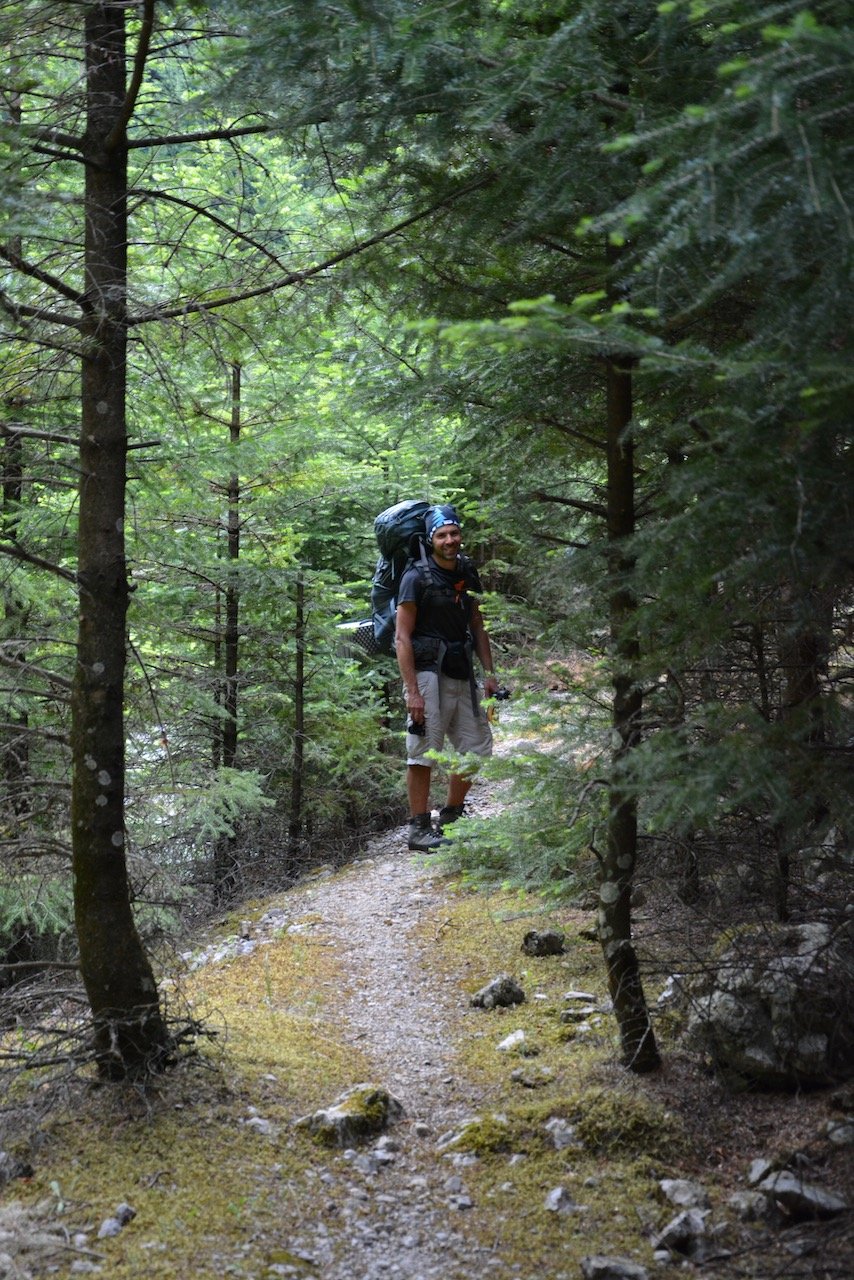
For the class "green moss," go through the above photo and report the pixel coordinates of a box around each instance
[416,883,612,1097]
[12,922,375,1279]
[6,870,682,1280]
[572,1089,685,1159]
[336,1085,386,1124]
[430,1095,663,1271]
[298,1084,400,1147]
[443,1112,517,1155]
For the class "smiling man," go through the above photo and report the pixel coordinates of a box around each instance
[394,503,500,852]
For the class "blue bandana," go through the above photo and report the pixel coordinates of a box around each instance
[425,504,461,544]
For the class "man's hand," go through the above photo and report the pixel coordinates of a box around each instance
[406,688,426,723]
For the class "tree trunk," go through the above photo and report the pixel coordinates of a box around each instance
[597,353,660,1073]
[2,82,30,819]
[71,3,168,1078]
[288,574,306,861]
[2,422,29,817]
[213,363,241,901]
[772,582,831,920]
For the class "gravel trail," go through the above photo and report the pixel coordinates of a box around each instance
[275,797,510,1280]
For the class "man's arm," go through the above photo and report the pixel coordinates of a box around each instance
[395,600,426,723]
[470,601,499,697]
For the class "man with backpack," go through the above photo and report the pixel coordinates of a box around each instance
[394,503,500,852]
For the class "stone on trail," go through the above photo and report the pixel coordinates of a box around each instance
[496,1029,527,1053]
[544,1185,580,1213]
[510,1064,554,1088]
[651,1207,709,1257]
[543,1116,581,1150]
[97,1203,136,1239]
[659,1177,711,1209]
[727,1190,783,1225]
[295,1083,404,1148]
[683,921,854,1088]
[470,973,526,1009]
[521,928,566,956]
[581,1256,649,1280]
[756,1170,848,1219]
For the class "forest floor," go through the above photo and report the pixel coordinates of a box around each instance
[2,733,852,1280]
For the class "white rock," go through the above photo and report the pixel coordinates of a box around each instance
[545,1186,578,1213]
[497,1029,526,1052]
[544,1116,581,1150]
[758,1170,848,1217]
[659,1178,710,1209]
[581,1256,649,1280]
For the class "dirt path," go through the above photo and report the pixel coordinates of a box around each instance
[275,807,506,1280]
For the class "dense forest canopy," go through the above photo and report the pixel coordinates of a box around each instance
[0,1,851,1079]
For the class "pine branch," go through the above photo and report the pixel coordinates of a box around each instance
[531,489,607,520]
[129,177,491,325]
[538,413,605,452]
[0,719,69,746]
[0,652,73,691]
[591,91,633,114]
[532,533,590,549]
[30,128,84,153]
[0,540,77,584]
[0,290,81,331]
[0,246,89,311]
[0,424,77,446]
[105,0,155,151]
[534,235,585,261]
[459,393,602,452]
[127,122,271,150]
[129,187,290,269]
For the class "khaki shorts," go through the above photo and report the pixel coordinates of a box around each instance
[405,670,493,768]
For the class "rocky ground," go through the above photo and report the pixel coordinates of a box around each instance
[261,823,500,1278]
[188,786,511,1280]
[172,785,853,1280]
[2,769,852,1279]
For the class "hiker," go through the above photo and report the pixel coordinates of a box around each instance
[394,503,500,852]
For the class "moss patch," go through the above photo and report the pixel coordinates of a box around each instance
[418,883,613,1096]
[6,873,704,1280]
[13,922,373,1279]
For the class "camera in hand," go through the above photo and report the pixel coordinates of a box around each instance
[407,717,426,736]
[494,685,511,701]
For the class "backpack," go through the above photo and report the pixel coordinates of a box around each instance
[369,499,433,656]
[340,498,472,660]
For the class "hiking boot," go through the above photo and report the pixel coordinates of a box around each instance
[437,803,465,830]
[407,813,448,853]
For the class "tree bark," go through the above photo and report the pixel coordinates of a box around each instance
[597,352,660,1073]
[288,574,306,861]
[773,582,831,920]
[71,3,168,1078]
[2,83,30,819]
[2,422,29,818]
[213,362,241,901]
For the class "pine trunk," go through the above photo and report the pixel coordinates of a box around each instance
[598,353,660,1073]
[288,575,306,860]
[71,3,168,1078]
[213,363,241,901]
